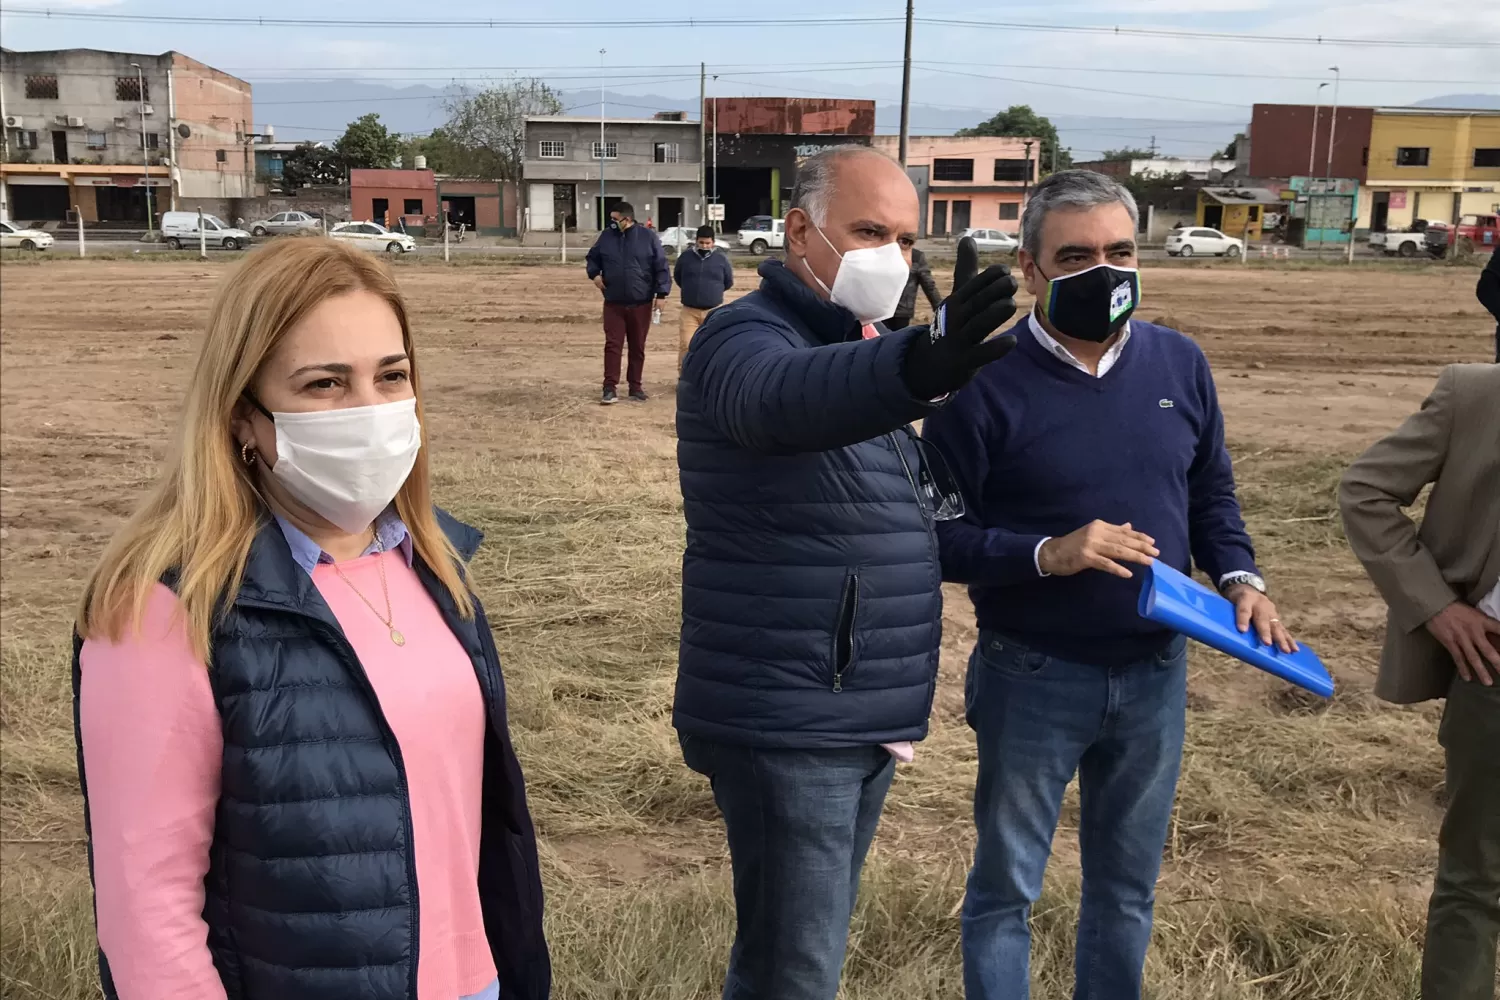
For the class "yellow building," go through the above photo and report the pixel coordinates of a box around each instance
[1359,108,1500,232]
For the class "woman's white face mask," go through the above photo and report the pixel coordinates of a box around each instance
[804,224,910,324]
[266,398,422,534]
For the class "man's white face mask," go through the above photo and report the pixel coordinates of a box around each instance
[804,224,909,324]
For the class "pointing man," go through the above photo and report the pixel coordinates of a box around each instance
[676,145,1018,1000]
[923,169,1295,1000]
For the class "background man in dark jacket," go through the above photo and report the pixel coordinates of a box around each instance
[585,202,671,404]
[676,144,1019,1000]
[923,169,1296,1000]
[1477,248,1500,362]
[672,225,735,369]
[888,245,942,331]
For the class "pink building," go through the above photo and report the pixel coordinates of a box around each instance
[873,135,1039,236]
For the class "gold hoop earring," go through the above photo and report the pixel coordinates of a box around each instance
[240,441,257,467]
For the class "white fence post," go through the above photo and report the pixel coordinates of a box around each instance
[198,208,207,259]
[76,207,85,258]
[560,216,567,263]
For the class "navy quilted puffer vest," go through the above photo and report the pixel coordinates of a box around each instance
[72,510,550,1000]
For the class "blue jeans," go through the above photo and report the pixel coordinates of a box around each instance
[961,631,1188,1000]
[680,735,896,1000]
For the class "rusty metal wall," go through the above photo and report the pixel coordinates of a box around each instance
[705,97,876,136]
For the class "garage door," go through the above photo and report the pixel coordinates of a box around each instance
[528,183,554,232]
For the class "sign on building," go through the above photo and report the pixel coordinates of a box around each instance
[706,203,725,221]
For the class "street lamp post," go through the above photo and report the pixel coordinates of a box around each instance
[1323,66,1341,181]
[598,48,606,231]
[130,62,153,234]
[1306,82,1328,178]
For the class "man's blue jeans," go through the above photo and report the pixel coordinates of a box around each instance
[680,736,895,1000]
[961,630,1188,1000]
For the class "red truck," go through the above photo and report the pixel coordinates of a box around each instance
[1425,214,1500,257]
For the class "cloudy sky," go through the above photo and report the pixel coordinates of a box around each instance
[3,0,1496,155]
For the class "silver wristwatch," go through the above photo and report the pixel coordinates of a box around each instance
[1219,571,1266,596]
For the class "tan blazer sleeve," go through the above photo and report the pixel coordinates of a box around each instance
[1338,367,1458,634]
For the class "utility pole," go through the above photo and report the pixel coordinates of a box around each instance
[599,48,607,230]
[1323,65,1340,180]
[711,82,719,233]
[1148,134,1157,157]
[898,0,914,167]
[1306,82,1327,178]
[699,62,707,226]
[1023,139,1034,213]
[131,62,153,234]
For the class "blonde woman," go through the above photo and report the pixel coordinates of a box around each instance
[74,238,549,1000]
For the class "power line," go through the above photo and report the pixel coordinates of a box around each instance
[3,7,1495,49]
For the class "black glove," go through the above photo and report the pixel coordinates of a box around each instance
[900,237,1018,400]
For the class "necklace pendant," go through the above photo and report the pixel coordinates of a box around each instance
[390,628,406,646]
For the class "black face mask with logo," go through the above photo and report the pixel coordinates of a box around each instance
[1036,263,1141,343]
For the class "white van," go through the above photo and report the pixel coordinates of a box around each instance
[160,211,253,251]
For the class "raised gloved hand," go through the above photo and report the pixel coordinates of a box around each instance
[900,237,1018,400]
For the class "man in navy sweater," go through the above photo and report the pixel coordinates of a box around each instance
[672,225,736,370]
[923,169,1299,1000]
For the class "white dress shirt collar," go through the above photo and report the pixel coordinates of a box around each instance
[1028,310,1131,378]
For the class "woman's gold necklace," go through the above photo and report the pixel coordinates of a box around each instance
[331,537,405,646]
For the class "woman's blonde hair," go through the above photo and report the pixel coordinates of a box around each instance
[79,237,473,661]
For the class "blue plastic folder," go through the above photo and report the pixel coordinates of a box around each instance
[1138,562,1334,698]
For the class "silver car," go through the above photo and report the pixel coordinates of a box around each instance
[247,211,321,238]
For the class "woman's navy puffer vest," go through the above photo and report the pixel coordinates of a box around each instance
[71,510,550,1000]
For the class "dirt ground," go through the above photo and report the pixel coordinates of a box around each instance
[0,254,1494,999]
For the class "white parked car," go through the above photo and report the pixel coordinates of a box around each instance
[0,220,53,250]
[248,211,321,237]
[659,226,731,254]
[1166,227,1244,258]
[739,219,785,255]
[958,228,1019,252]
[329,221,417,254]
[161,211,253,251]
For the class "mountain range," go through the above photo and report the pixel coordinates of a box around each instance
[254,81,1500,161]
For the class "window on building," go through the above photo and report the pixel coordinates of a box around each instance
[998,202,1019,220]
[115,76,150,102]
[86,131,107,150]
[216,148,227,163]
[654,142,679,163]
[1395,147,1430,167]
[25,75,58,100]
[591,141,618,160]
[145,133,159,150]
[15,130,39,150]
[933,158,974,181]
[1474,148,1500,168]
[404,198,424,216]
[1248,206,1261,222]
[539,139,566,158]
[993,159,1031,182]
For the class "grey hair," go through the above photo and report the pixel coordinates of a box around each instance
[789,144,896,227]
[1020,169,1139,257]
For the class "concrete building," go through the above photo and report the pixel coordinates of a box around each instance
[350,168,436,228]
[707,97,873,230]
[523,113,701,234]
[1,48,254,224]
[1249,103,1500,233]
[873,134,1038,236]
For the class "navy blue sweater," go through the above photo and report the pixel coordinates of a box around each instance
[673,248,736,309]
[922,319,1258,666]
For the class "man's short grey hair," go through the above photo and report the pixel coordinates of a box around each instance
[1020,169,1139,257]
[789,144,897,227]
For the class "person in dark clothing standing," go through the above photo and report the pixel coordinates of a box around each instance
[677,144,1019,1000]
[923,169,1298,1000]
[586,202,671,404]
[672,225,736,369]
[887,246,942,331]
[1477,249,1500,362]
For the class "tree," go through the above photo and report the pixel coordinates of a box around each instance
[956,105,1071,172]
[441,77,564,181]
[280,142,343,188]
[403,128,468,173]
[1099,147,1154,162]
[335,113,404,171]
[1213,138,1238,160]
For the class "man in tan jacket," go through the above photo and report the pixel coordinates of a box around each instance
[1339,362,1500,1000]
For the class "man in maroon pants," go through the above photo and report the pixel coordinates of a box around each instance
[585,202,672,404]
